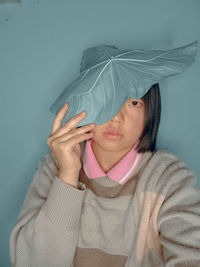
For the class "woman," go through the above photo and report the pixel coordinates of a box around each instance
[9,82,200,266]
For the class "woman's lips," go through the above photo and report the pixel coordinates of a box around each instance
[103,132,123,140]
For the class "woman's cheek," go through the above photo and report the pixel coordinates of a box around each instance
[129,116,145,137]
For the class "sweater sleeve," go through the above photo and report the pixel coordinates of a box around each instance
[9,151,86,267]
[157,158,200,267]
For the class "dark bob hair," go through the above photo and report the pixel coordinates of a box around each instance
[136,83,161,153]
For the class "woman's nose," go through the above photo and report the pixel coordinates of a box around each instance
[109,109,123,123]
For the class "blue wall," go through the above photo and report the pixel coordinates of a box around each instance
[0,0,199,266]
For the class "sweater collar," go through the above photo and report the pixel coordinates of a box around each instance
[83,139,141,185]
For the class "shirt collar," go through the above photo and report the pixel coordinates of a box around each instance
[83,139,141,185]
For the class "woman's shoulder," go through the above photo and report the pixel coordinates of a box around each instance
[142,149,195,177]
[140,149,198,196]
[149,149,189,166]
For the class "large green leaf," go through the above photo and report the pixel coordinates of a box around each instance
[50,41,198,127]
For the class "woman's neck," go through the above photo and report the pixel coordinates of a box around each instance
[91,141,132,173]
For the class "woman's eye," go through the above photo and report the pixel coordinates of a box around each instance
[130,100,142,107]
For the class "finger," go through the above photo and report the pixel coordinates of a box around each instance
[68,120,95,134]
[51,123,95,143]
[52,111,87,139]
[51,103,69,135]
[63,110,87,131]
[48,109,88,142]
[59,132,94,150]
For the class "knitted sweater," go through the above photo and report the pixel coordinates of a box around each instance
[9,141,200,267]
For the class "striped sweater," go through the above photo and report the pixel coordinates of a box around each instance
[10,141,200,266]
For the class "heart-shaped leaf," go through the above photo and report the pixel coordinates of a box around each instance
[50,41,198,127]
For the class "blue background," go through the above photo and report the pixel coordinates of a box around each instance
[0,0,200,266]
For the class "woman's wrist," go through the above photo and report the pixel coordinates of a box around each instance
[58,169,79,189]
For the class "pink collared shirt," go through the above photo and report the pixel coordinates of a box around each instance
[83,139,142,185]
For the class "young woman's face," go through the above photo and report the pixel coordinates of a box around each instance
[90,98,146,152]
